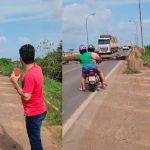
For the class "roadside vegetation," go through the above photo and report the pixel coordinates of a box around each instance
[0,40,62,125]
[44,77,62,125]
[0,58,14,76]
[36,40,62,82]
[142,45,150,66]
[124,46,146,74]
[124,68,140,74]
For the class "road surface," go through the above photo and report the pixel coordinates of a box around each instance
[63,60,121,124]
[64,62,150,150]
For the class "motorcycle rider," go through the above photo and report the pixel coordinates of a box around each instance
[78,44,106,91]
[87,44,107,87]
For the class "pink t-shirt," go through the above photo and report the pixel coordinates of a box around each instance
[22,63,47,116]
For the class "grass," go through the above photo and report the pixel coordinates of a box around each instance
[124,68,140,74]
[0,58,62,125]
[0,58,24,76]
[44,76,62,125]
[0,58,14,76]
[142,45,150,66]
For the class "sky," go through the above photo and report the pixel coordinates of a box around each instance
[63,0,150,51]
[0,0,62,60]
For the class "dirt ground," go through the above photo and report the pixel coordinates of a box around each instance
[64,61,150,150]
[0,74,61,150]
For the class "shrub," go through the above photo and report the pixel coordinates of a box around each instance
[36,40,62,82]
[142,45,150,65]
[0,58,13,76]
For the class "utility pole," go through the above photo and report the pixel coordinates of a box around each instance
[139,0,144,48]
[86,13,96,46]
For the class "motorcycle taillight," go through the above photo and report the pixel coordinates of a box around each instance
[89,71,95,75]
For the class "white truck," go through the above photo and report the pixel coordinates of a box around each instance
[98,35,120,54]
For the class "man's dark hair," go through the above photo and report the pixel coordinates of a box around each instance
[19,44,35,64]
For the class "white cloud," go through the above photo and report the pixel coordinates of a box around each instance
[64,0,150,6]
[51,0,62,19]
[63,2,112,50]
[116,18,150,46]
[63,3,89,32]
[63,3,112,31]
[0,0,61,23]
[0,36,7,44]
[143,19,150,24]
[110,0,150,5]
[18,37,31,45]
[118,22,133,30]
[63,0,150,49]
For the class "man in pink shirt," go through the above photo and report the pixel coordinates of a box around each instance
[10,44,47,150]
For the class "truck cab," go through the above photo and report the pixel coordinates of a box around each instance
[98,35,119,55]
[98,38,111,54]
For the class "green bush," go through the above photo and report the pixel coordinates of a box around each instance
[0,40,62,125]
[0,58,14,76]
[0,58,24,76]
[36,40,62,82]
[142,45,150,65]
[0,59,62,125]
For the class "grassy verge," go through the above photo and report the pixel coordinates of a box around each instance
[124,68,140,74]
[0,58,62,125]
[142,45,150,66]
[0,58,14,76]
[44,76,62,125]
[0,58,23,76]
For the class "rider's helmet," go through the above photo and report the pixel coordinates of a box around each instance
[88,44,95,52]
[79,44,87,54]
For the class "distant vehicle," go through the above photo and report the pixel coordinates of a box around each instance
[122,45,129,50]
[98,35,120,54]
[122,40,133,50]
[125,40,132,49]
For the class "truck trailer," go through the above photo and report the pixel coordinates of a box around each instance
[98,35,120,54]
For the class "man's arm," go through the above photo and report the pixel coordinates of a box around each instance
[10,73,31,101]
[96,53,102,63]
[91,52,102,63]
[75,54,82,63]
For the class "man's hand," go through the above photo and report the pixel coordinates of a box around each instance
[96,60,100,64]
[10,72,20,85]
[10,72,31,101]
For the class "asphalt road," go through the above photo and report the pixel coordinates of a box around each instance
[63,60,121,123]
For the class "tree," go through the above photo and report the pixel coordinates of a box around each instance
[37,39,54,53]
[36,40,62,82]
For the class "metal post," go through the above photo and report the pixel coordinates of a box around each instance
[86,17,89,46]
[139,0,144,48]
[86,13,96,47]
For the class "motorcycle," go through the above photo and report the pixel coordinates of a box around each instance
[87,69,100,92]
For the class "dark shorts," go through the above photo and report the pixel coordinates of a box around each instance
[82,64,98,74]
